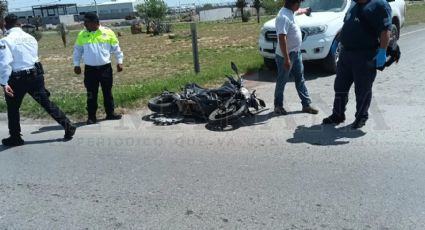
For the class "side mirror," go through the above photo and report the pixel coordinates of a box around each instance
[231,62,239,77]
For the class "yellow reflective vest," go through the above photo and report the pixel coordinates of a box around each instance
[73,26,124,67]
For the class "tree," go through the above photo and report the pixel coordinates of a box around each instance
[252,0,262,23]
[236,0,247,22]
[0,1,7,34]
[136,0,167,35]
[201,4,214,11]
[262,0,283,15]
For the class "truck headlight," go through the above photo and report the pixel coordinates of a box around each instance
[302,25,327,36]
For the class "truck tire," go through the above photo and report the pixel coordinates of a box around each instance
[264,57,277,70]
[323,39,341,74]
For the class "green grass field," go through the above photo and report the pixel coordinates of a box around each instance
[0,2,424,119]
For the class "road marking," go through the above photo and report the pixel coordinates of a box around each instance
[401,27,425,37]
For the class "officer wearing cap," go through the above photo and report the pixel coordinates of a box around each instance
[73,12,124,125]
[323,0,392,129]
[0,14,76,146]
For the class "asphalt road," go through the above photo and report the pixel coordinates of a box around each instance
[1,24,425,229]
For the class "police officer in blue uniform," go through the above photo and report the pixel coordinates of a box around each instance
[0,14,76,146]
[323,0,392,129]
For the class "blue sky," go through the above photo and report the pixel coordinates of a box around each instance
[7,0,227,11]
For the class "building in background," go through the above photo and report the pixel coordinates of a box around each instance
[10,0,142,25]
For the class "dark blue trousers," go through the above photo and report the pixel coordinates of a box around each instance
[84,63,115,119]
[5,72,71,136]
[332,49,377,120]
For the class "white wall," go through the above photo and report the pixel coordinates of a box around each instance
[199,8,233,22]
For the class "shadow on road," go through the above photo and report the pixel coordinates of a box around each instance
[244,63,334,83]
[30,121,101,135]
[0,138,65,152]
[287,124,366,146]
[205,110,272,132]
[142,110,273,131]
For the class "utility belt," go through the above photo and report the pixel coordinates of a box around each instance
[341,44,377,53]
[85,63,111,70]
[11,62,44,79]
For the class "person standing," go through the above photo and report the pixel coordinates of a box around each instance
[274,0,318,115]
[0,14,76,147]
[73,12,124,125]
[322,0,392,129]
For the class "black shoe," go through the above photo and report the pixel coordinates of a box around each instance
[64,124,77,140]
[105,113,122,120]
[351,118,367,129]
[274,107,288,115]
[2,135,24,147]
[322,114,345,125]
[86,117,97,125]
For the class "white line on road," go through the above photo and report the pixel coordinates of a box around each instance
[401,27,425,37]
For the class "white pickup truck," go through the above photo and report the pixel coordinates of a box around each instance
[258,0,406,73]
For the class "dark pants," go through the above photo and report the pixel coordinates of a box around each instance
[332,49,377,120]
[5,71,71,137]
[84,63,115,118]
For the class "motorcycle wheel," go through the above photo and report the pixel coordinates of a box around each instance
[208,100,247,125]
[148,93,179,114]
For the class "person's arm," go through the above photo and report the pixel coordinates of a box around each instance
[0,40,14,97]
[276,15,291,71]
[379,30,391,49]
[375,2,392,68]
[296,7,311,16]
[111,32,124,72]
[109,31,124,72]
[278,34,291,71]
[73,32,84,74]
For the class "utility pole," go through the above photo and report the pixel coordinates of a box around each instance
[94,0,99,16]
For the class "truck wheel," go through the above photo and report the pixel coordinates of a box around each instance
[264,57,277,70]
[389,23,399,48]
[323,39,341,74]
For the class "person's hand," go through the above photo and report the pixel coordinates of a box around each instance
[297,7,312,16]
[375,48,387,68]
[74,66,82,75]
[117,64,123,72]
[305,7,312,16]
[3,85,14,97]
[283,59,291,71]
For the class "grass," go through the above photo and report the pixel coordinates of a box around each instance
[405,1,425,26]
[0,6,424,119]
[0,17,272,119]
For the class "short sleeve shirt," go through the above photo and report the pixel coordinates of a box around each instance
[340,0,392,50]
[275,8,302,57]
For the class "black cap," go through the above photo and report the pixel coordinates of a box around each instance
[84,12,99,23]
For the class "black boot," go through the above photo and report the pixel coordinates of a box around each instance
[351,117,368,129]
[105,113,122,120]
[64,123,77,140]
[2,135,24,147]
[322,114,345,125]
[86,116,97,125]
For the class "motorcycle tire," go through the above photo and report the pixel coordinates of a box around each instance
[148,94,179,114]
[208,100,247,125]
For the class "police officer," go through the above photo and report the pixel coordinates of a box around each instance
[322,0,392,129]
[0,14,76,147]
[73,12,124,125]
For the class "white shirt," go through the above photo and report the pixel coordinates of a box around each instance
[73,26,124,67]
[0,27,39,85]
[275,8,303,57]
